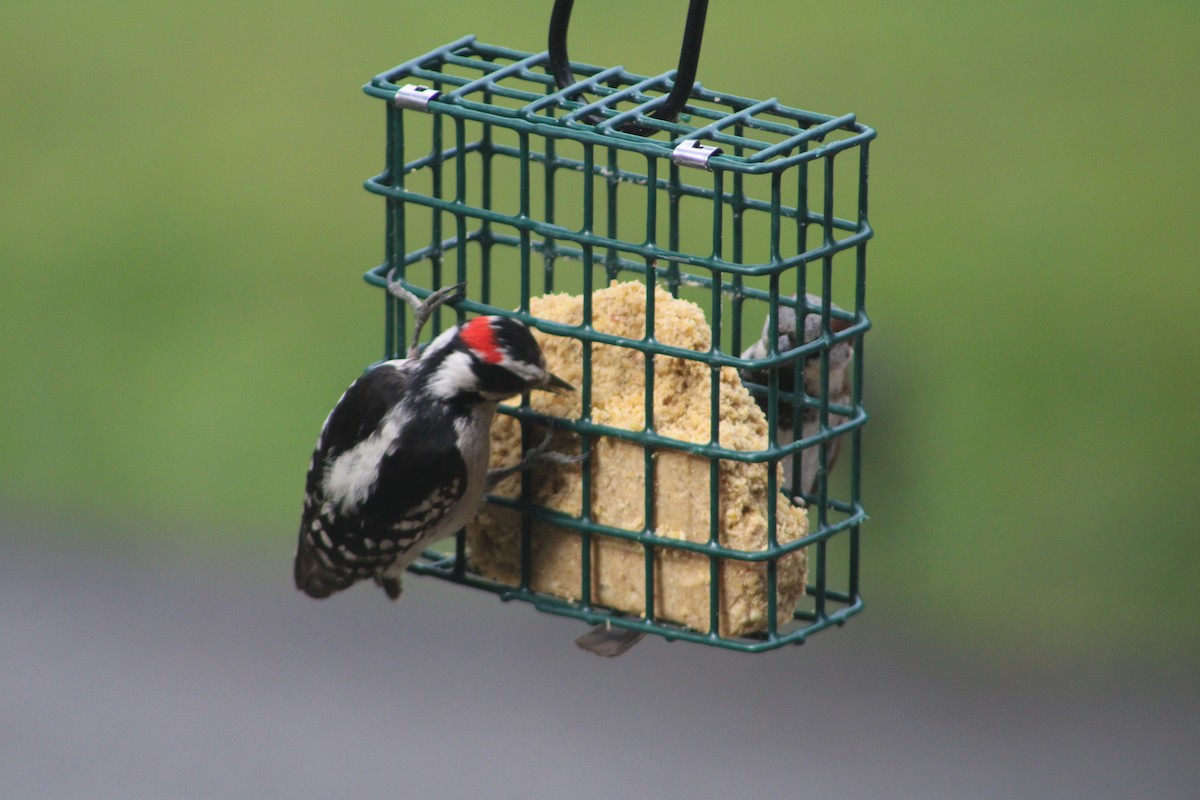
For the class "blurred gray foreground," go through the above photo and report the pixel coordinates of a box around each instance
[2,522,1195,800]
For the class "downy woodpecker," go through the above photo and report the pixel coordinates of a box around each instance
[294,277,573,601]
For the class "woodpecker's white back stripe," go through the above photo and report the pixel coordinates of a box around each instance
[323,414,403,513]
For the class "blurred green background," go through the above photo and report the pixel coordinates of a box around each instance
[2,1,1196,677]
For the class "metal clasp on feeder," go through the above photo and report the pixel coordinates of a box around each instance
[671,139,722,170]
[394,84,441,111]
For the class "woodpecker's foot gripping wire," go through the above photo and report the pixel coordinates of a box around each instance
[386,270,467,359]
[486,426,586,490]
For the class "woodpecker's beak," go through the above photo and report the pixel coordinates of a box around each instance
[540,371,575,394]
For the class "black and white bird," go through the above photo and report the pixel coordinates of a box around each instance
[294,278,574,601]
[739,293,855,499]
[575,293,855,658]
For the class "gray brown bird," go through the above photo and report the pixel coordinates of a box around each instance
[738,293,855,498]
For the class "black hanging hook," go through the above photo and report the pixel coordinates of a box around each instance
[548,0,710,136]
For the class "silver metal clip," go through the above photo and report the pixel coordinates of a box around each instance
[671,139,722,170]
[393,84,440,111]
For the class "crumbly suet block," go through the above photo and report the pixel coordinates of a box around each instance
[467,282,808,637]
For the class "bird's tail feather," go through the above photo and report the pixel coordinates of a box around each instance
[293,537,355,599]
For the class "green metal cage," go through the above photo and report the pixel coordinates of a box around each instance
[361,36,874,652]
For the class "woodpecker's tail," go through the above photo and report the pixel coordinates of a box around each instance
[293,535,355,599]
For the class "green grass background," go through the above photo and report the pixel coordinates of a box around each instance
[2,1,1196,675]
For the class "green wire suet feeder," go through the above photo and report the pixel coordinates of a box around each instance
[360,1,874,652]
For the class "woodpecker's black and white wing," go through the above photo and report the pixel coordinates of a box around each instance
[294,361,468,600]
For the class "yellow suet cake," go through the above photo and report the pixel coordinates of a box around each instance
[467,281,808,636]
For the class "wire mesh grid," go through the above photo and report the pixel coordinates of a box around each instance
[361,37,874,651]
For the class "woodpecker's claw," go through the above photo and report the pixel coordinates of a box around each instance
[524,427,588,467]
[386,270,467,358]
[485,427,585,489]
